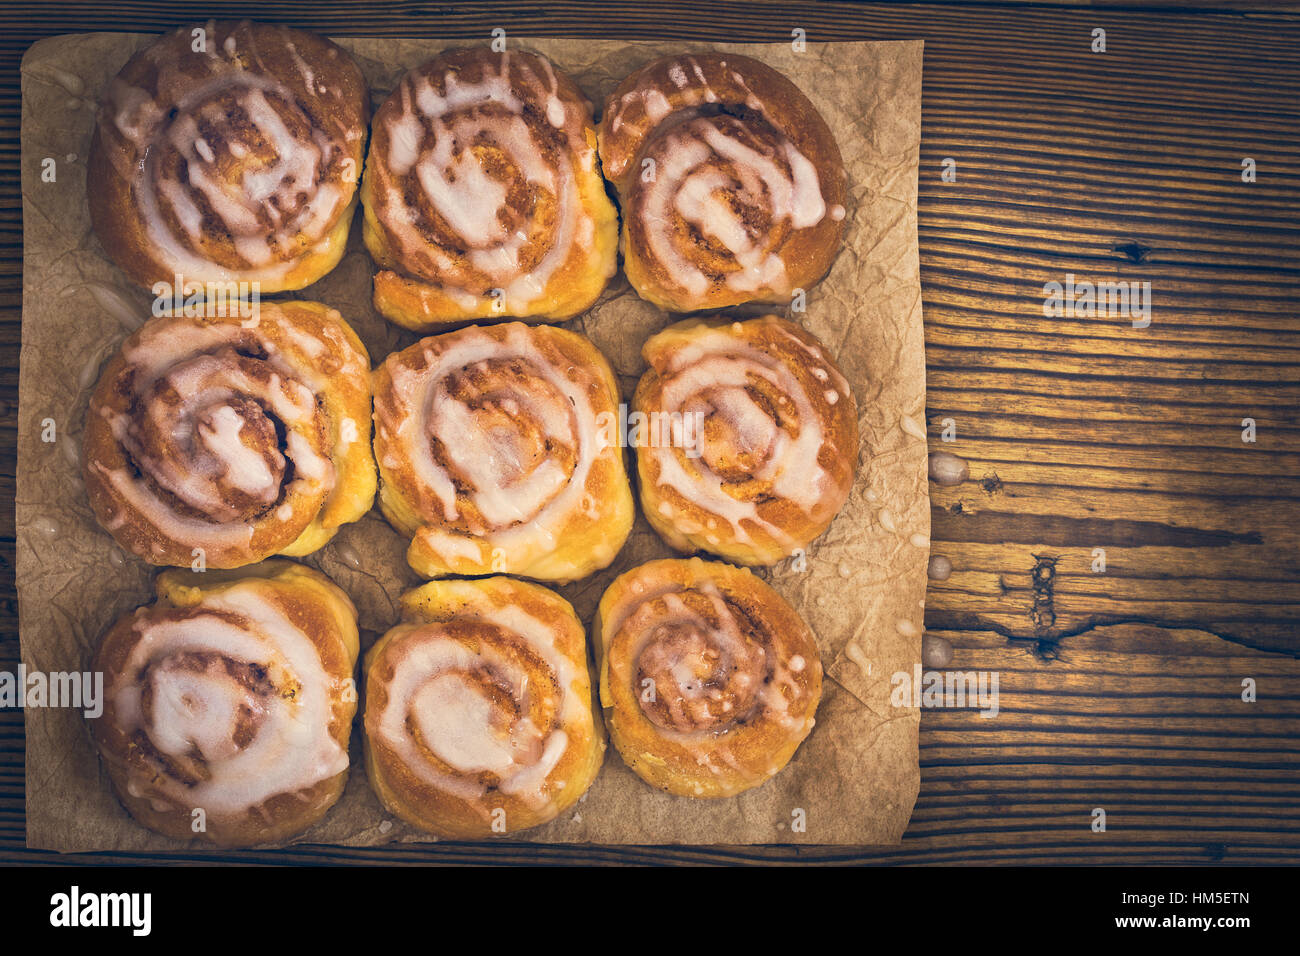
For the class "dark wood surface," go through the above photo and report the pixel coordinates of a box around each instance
[2,0,1298,865]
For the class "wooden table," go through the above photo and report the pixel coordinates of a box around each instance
[2,0,1297,865]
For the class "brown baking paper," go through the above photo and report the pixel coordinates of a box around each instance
[18,33,926,850]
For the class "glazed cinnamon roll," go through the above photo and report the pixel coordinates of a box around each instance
[88,21,369,293]
[363,576,605,838]
[372,322,633,582]
[595,558,822,798]
[634,315,858,566]
[361,47,618,331]
[90,561,360,846]
[82,301,376,568]
[599,53,847,313]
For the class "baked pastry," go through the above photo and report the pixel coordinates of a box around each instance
[82,301,376,568]
[88,21,369,294]
[633,315,858,565]
[363,576,604,838]
[372,321,633,581]
[89,561,360,846]
[598,52,847,313]
[595,558,822,798]
[361,47,618,330]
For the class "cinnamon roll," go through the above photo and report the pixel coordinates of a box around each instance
[358,48,616,332]
[82,301,376,568]
[363,576,604,838]
[90,561,360,846]
[599,53,847,313]
[88,21,369,294]
[372,322,633,582]
[361,47,618,331]
[633,315,858,566]
[595,558,822,798]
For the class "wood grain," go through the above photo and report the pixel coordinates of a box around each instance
[1,0,1297,865]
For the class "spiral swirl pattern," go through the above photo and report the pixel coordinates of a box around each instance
[634,315,859,566]
[373,322,633,582]
[596,558,822,798]
[599,53,847,312]
[89,21,368,290]
[90,562,359,846]
[631,114,825,301]
[82,302,376,568]
[362,47,617,329]
[364,577,604,838]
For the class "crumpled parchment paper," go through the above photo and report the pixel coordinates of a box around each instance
[19,33,927,849]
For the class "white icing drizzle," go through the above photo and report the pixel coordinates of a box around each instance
[643,320,849,551]
[899,413,927,442]
[375,324,608,571]
[79,349,110,390]
[605,56,834,302]
[608,574,812,744]
[62,435,82,469]
[89,311,344,558]
[284,41,316,93]
[43,66,86,97]
[845,642,871,676]
[372,51,596,311]
[534,53,568,128]
[374,601,586,811]
[634,116,826,297]
[85,282,147,332]
[101,46,352,281]
[110,586,348,817]
[33,515,61,539]
[199,404,277,495]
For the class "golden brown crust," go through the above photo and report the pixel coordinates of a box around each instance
[87,21,369,294]
[595,558,822,798]
[371,322,633,582]
[598,52,847,313]
[82,301,376,569]
[363,576,605,838]
[633,315,859,566]
[360,47,618,331]
[89,560,360,847]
